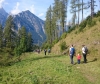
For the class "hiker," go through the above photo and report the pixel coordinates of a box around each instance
[69,45,75,64]
[44,49,47,55]
[48,48,50,54]
[76,53,81,64]
[82,45,88,63]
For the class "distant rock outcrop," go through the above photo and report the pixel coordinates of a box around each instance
[0,7,8,26]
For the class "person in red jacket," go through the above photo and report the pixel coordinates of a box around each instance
[76,53,81,64]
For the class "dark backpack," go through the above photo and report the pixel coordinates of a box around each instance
[84,47,88,54]
[71,47,75,55]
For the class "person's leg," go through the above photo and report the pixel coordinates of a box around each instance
[78,60,80,64]
[77,60,79,64]
[83,53,87,63]
[83,53,85,63]
[45,52,46,55]
[70,55,74,64]
[84,54,87,63]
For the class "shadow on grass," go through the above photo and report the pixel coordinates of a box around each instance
[88,58,97,62]
[79,58,97,64]
[30,54,65,61]
[0,54,66,66]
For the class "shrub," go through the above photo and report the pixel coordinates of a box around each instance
[79,20,87,28]
[96,11,100,17]
[98,18,100,22]
[75,31,77,34]
[42,43,52,49]
[79,20,87,32]
[53,38,59,44]
[67,25,76,33]
[59,41,67,52]
[61,33,67,39]
[86,15,91,20]
[87,20,96,27]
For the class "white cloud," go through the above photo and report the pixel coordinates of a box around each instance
[11,2,20,15]
[30,5,35,14]
[38,13,44,17]
[0,0,5,8]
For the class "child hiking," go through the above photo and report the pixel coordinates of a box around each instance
[76,53,81,64]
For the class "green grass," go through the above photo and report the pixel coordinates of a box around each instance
[0,52,100,84]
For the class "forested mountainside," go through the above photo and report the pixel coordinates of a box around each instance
[52,16,100,60]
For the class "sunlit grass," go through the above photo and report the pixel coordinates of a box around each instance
[1,52,100,84]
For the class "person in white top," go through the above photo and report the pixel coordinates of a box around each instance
[82,45,87,63]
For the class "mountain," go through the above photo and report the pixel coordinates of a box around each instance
[0,7,8,26]
[13,10,46,44]
[0,8,46,45]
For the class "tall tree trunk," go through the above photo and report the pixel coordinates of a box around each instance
[82,0,83,21]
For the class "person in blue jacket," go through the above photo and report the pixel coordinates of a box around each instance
[69,45,75,64]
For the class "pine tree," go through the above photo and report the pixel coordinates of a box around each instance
[3,15,16,52]
[70,0,77,26]
[14,27,27,56]
[19,26,27,53]
[14,28,22,56]
[64,0,69,24]
[76,0,81,25]
[87,0,96,19]
[27,32,33,52]
[81,0,84,21]
[90,0,96,18]
[70,0,81,25]
[0,24,3,50]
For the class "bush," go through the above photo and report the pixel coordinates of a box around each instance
[67,25,76,33]
[98,18,100,22]
[53,38,59,44]
[61,33,67,39]
[79,20,87,28]
[87,19,96,27]
[42,43,52,49]
[59,41,67,52]
[96,11,100,17]
[86,15,91,20]
[79,20,87,32]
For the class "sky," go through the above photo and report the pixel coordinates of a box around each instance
[0,0,54,20]
[0,0,100,22]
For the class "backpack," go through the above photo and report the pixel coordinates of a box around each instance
[70,47,75,55]
[84,47,88,54]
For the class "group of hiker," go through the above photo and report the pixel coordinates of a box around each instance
[41,44,88,64]
[69,44,88,64]
[44,48,51,55]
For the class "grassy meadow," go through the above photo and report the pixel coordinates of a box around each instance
[0,52,100,84]
[1,15,100,84]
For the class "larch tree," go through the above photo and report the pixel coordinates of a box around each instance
[45,5,53,44]
[60,0,67,32]
[52,0,61,39]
